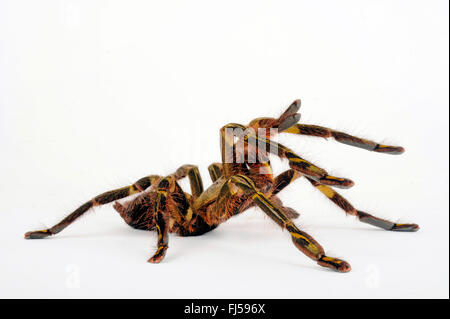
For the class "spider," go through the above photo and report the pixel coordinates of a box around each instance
[24,100,419,272]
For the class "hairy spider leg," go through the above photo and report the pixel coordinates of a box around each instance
[223,174,351,272]
[222,113,354,189]
[267,168,418,232]
[240,129,355,188]
[24,175,161,239]
[283,124,405,154]
[305,177,419,231]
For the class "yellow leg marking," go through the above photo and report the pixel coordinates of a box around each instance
[185,208,194,222]
[283,126,301,134]
[316,185,335,198]
[324,176,345,181]
[156,225,162,241]
[252,192,266,200]
[129,185,140,195]
[289,229,322,255]
[250,188,321,256]
[289,157,324,175]
[321,256,343,264]
[154,245,166,254]
[252,192,278,212]
[288,157,305,163]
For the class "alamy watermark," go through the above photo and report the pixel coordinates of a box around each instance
[222,127,280,174]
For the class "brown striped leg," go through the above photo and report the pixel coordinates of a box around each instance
[282,148,354,189]
[208,163,223,183]
[244,132,354,189]
[283,124,405,155]
[228,174,351,272]
[305,177,419,231]
[24,175,161,239]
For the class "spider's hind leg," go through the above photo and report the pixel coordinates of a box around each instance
[24,175,161,239]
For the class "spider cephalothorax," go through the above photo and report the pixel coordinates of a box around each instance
[25,100,418,272]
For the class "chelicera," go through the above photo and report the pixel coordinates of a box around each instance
[25,100,418,272]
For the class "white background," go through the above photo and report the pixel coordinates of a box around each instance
[1,0,448,298]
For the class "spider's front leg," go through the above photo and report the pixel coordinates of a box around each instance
[244,132,354,189]
[222,174,351,272]
[283,124,405,154]
[220,123,354,188]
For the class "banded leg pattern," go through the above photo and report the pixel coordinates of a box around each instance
[24,175,161,239]
[306,177,419,231]
[284,124,405,154]
[229,175,351,272]
[244,133,354,188]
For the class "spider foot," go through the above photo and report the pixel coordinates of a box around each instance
[391,223,420,232]
[317,256,351,273]
[358,211,419,232]
[373,145,405,155]
[147,245,168,263]
[24,230,52,239]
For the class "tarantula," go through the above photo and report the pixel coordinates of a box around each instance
[25,100,419,272]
